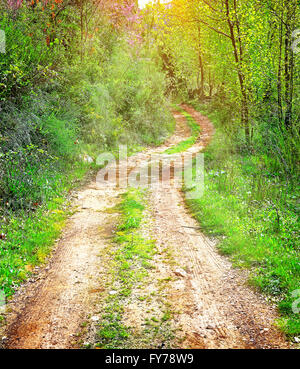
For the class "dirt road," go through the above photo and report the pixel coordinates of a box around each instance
[3,105,289,349]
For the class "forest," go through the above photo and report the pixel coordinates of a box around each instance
[0,0,299,350]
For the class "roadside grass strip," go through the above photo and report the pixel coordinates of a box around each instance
[95,189,175,349]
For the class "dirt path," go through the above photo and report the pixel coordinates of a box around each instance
[3,105,289,349]
[149,106,287,348]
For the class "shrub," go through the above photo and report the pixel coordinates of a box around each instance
[0,145,58,212]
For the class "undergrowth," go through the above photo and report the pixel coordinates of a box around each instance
[0,162,91,296]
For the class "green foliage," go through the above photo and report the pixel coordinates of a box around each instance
[0,160,89,296]
[40,114,79,159]
[0,145,58,211]
[183,106,300,337]
[106,47,173,145]
[0,9,63,102]
[117,195,145,231]
[147,0,299,156]
[96,189,157,349]
[62,45,173,157]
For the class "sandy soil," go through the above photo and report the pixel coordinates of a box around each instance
[3,105,289,349]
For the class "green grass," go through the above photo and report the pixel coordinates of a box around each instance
[164,107,201,155]
[96,189,157,348]
[96,188,175,349]
[183,104,300,338]
[0,162,92,297]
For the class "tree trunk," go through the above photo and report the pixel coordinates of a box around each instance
[277,16,283,127]
[80,0,84,62]
[225,0,251,145]
[283,0,296,130]
[197,26,205,99]
[209,69,213,98]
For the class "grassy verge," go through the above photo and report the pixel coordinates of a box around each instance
[182,105,299,339]
[164,107,200,155]
[95,189,175,349]
[0,162,93,298]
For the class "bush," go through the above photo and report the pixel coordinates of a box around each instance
[0,145,58,212]
[40,114,79,159]
[0,2,174,297]
[61,44,173,157]
[0,9,62,103]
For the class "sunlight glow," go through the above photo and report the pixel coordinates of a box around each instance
[139,0,170,9]
[138,0,152,8]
